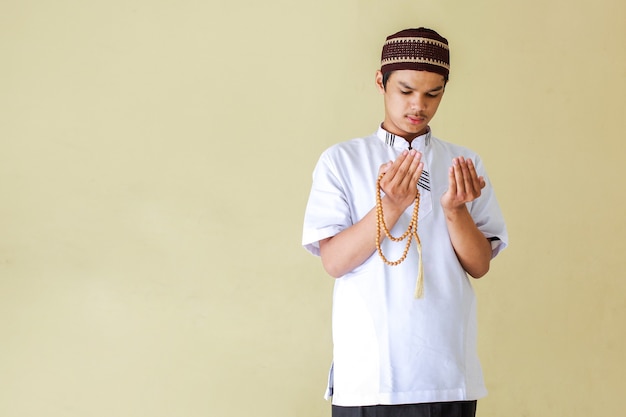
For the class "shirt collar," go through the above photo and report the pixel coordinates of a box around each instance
[376,125,432,151]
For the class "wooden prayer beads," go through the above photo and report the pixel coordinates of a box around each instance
[375,172,424,298]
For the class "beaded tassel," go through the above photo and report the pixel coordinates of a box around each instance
[375,173,424,298]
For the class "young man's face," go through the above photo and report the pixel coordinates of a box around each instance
[375,69,446,140]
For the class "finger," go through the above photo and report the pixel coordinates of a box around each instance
[378,161,393,176]
[409,153,424,185]
[402,150,422,188]
[452,157,466,197]
[458,157,476,196]
[465,159,481,191]
[384,150,409,181]
[396,150,416,184]
[447,159,458,195]
[379,151,411,195]
[466,159,486,198]
[388,150,417,189]
[466,159,486,191]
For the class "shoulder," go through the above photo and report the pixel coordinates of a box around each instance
[324,133,379,153]
[318,134,381,162]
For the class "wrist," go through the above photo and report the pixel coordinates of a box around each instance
[382,195,414,216]
[442,204,469,221]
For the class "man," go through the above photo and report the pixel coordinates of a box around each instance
[302,28,508,417]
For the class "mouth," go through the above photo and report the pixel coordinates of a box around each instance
[406,115,426,125]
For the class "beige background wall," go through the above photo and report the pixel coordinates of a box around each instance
[1,0,624,416]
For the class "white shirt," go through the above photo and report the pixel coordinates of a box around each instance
[302,126,508,406]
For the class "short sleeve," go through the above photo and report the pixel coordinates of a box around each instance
[302,151,353,256]
[468,155,508,258]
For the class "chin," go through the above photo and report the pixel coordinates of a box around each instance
[405,127,427,137]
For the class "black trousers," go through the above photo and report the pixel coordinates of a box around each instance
[332,401,477,417]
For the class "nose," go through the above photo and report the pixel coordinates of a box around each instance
[411,94,426,113]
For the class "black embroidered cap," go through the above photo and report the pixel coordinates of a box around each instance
[381,27,450,78]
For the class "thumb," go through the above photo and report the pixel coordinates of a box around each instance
[378,161,392,176]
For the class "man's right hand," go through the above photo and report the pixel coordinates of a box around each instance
[378,149,424,210]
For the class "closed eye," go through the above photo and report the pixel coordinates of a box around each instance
[427,87,444,97]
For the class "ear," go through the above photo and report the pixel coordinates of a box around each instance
[375,70,385,94]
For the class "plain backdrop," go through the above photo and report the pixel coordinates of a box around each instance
[1,0,625,416]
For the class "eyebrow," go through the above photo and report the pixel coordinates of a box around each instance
[398,82,444,93]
